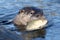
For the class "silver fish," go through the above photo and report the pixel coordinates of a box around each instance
[26,19,48,31]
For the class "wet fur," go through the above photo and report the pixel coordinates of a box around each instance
[13,7,46,40]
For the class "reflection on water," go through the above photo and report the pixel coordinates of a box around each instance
[21,28,46,40]
[0,0,60,40]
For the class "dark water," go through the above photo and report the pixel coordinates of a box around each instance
[0,0,60,40]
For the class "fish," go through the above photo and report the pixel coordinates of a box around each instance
[26,19,48,31]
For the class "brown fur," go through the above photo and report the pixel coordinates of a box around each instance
[13,7,47,40]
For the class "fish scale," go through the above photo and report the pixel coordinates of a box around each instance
[26,19,47,31]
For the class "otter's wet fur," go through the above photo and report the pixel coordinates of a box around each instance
[13,7,47,40]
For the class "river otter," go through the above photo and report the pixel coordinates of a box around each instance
[13,7,47,40]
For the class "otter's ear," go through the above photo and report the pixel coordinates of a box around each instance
[19,10,25,14]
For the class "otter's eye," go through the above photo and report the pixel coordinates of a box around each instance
[36,15,39,17]
[30,13,33,14]
[30,10,35,14]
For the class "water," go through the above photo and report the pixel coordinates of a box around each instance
[0,0,60,40]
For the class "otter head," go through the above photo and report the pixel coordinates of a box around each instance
[13,7,47,31]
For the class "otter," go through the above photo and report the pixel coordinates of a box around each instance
[13,7,47,40]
